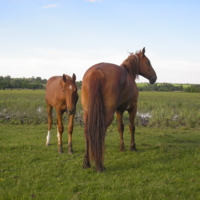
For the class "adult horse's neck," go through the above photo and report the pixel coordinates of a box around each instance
[120,54,139,80]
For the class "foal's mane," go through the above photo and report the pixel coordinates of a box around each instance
[120,52,139,78]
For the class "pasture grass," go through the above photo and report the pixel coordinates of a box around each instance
[136,83,191,88]
[0,89,200,128]
[0,89,200,199]
[138,92,200,128]
[0,89,47,125]
[1,124,200,200]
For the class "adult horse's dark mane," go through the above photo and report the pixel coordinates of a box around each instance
[120,53,139,79]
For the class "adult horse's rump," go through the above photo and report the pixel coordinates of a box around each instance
[46,74,78,154]
[81,48,157,172]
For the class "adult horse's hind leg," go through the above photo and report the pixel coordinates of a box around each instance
[67,114,75,154]
[46,104,53,146]
[83,136,91,169]
[83,114,91,169]
[56,109,64,154]
[116,111,126,151]
[128,104,137,151]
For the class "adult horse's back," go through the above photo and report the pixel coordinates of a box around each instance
[46,74,78,154]
[81,48,157,172]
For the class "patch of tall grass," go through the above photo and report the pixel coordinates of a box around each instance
[0,90,47,125]
[138,92,200,128]
[0,90,199,128]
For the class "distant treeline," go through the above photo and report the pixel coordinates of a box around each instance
[138,83,200,93]
[0,76,199,93]
[0,76,83,90]
[184,85,200,93]
[0,76,47,90]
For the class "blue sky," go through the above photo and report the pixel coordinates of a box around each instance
[0,0,200,83]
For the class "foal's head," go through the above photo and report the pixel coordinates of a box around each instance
[136,48,157,84]
[61,74,78,115]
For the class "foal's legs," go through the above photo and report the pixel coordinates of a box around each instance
[116,111,126,151]
[67,114,75,154]
[128,103,137,151]
[56,109,64,154]
[46,104,53,146]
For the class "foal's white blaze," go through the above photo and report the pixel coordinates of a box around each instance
[69,85,72,90]
[46,130,51,145]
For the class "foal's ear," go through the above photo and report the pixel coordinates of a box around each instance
[62,74,67,82]
[72,73,76,82]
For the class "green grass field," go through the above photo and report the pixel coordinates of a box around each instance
[136,83,191,88]
[0,89,200,199]
[0,124,200,200]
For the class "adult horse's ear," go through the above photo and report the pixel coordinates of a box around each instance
[142,47,145,57]
[62,74,67,82]
[72,73,76,82]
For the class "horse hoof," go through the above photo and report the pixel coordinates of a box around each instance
[120,148,126,152]
[130,144,137,151]
[68,150,74,155]
[97,167,106,173]
[46,143,50,146]
[83,164,91,169]
[130,148,137,151]
[58,149,64,154]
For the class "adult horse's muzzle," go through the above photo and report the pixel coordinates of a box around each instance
[149,75,157,84]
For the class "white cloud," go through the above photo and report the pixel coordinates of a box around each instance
[40,4,58,9]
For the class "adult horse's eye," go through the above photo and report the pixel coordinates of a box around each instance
[146,61,151,65]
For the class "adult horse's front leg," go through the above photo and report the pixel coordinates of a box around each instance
[56,109,64,154]
[128,104,137,151]
[116,111,126,151]
[67,114,74,154]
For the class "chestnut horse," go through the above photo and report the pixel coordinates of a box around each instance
[81,48,157,172]
[45,74,78,154]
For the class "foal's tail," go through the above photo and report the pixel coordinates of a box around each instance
[87,69,106,171]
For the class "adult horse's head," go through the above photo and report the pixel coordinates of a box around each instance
[61,74,78,115]
[136,47,157,84]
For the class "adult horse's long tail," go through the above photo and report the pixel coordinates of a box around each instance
[87,69,106,172]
